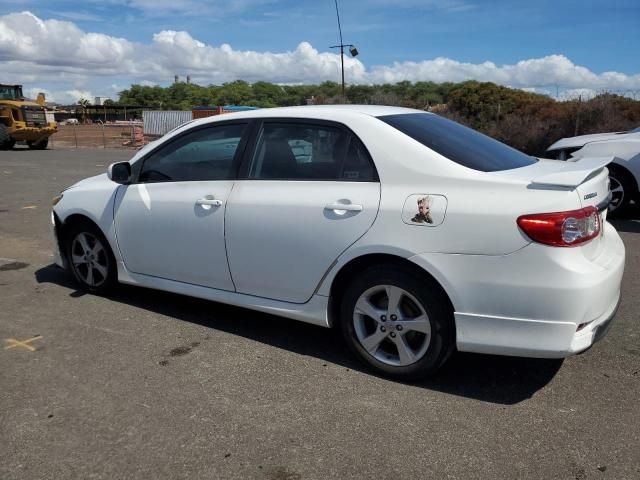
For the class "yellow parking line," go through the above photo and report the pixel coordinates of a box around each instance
[4,335,43,352]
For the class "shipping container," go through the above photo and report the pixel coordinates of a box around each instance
[142,110,192,136]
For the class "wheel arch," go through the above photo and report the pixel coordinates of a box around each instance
[327,253,456,328]
[57,213,117,264]
[59,212,101,238]
[608,161,639,196]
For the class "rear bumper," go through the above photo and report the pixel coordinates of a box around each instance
[452,291,620,358]
[409,222,625,358]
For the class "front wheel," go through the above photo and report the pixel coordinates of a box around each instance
[0,124,13,150]
[340,265,455,380]
[65,222,117,293]
[28,138,49,150]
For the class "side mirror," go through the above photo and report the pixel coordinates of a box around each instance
[107,162,132,184]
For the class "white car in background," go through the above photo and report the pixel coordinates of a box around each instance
[547,128,640,215]
[51,106,625,379]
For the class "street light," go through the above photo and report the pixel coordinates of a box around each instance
[330,0,358,101]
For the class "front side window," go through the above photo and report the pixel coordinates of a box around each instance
[139,123,246,183]
[379,113,537,172]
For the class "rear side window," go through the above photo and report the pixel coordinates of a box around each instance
[342,136,376,181]
[378,113,537,172]
[247,122,377,181]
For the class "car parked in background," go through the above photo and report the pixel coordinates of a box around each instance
[547,128,640,215]
[51,106,625,379]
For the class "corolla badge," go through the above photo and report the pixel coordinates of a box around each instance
[402,194,447,226]
[584,192,598,200]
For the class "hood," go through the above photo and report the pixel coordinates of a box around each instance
[64,173,111,191]
[547,131,635,151]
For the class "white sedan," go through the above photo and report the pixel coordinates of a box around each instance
[51,105,625,379]
[547,128,640,215]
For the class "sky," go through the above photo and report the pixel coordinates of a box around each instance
[1,0,639,104]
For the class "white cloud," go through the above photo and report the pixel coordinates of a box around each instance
[366,55,640,91]
[557,88,597,101]
[1,11,640,96]
[150,31,365,84]
[23,87,95,104]
[0,12,137,72]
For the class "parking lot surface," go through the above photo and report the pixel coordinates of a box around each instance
[1,148,639,479]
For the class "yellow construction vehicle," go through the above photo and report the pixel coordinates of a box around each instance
[0,84,57,150]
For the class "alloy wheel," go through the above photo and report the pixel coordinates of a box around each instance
[70,232,109,287]
[608,176,624,213]
[352,285,432,367]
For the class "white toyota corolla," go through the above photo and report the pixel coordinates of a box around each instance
[51,106,625,378]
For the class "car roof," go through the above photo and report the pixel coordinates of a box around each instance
[191,104,426,125]
[128,105,429,165]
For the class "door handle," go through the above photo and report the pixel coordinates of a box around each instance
[325,203,363,212]
[196,197,223,207]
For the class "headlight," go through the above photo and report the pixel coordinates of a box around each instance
[52,194,63,206]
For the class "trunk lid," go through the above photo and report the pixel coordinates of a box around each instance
[495,156,612,258]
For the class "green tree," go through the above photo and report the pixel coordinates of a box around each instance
[219,80,254,105]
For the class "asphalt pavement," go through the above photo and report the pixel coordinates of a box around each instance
[1,148,639,479]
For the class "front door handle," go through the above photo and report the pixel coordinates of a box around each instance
[196,196,223,207]
[325,203,363,212]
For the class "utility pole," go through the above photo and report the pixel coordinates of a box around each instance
[330,0,358,102]
[575,95,582,136]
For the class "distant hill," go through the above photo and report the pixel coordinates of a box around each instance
[117,80,640,155]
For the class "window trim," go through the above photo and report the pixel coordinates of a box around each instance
[131,120,253,184]
[237,117,379,182]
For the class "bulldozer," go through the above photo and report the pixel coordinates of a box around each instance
[0,84,57,150]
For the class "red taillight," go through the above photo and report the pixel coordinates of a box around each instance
[517,206,600,247]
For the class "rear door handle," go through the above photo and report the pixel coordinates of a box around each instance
[196,197,223,207]
[325,203,363,212]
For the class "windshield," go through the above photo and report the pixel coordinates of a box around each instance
[0,85,23,100]
[378,113,537,172]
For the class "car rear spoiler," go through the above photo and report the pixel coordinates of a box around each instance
[530,156,613,188]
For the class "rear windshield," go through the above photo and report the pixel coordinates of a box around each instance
[378,113,537,172]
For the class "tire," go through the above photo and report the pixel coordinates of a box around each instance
[64,221,117,294]
[339,265,455,380]
[28,138,49,150]
[0,124,13,150]
[607,166,635,217]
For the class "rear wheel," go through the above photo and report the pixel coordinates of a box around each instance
[340,265,455,380]
[0,124,13,150]
[607,166,635,217]
[28,137,49,150]
[65,222,117,293]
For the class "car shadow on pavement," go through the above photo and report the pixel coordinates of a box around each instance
[609,203,640,233]
[36,264,563,405]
